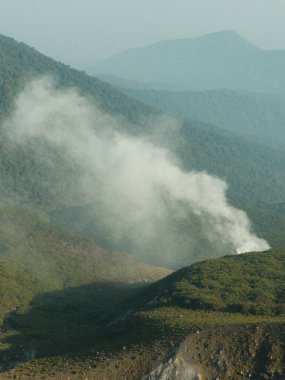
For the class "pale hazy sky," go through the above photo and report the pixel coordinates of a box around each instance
[0,0,284,68]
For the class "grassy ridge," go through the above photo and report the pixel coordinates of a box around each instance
[139,251,285,316]
[1,251,285,379]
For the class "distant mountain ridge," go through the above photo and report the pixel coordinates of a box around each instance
[121,87,285,151]
[92,30,285,93]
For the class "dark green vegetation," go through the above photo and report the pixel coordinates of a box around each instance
[0,34,156,123]
[175,121,285,249]
[140,251,285,316]
[92,30,285,93]
[122,88,285,151]
[1,252,285,379]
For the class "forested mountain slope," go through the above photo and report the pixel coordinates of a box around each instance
[122,87,285,151]
[0,33,284,255]
[0,34,156,124]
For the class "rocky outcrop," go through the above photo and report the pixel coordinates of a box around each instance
[143,354,203,380]
[144,323,285,380]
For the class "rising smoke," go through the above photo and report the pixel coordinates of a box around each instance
[4,77,269,268]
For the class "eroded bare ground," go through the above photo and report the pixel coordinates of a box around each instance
[143,323,285,380]
[1,323,284,380]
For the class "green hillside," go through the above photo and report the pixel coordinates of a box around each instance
[171,122,285,248]
[140,251,285,316]
[1,250,284,379]
[177,120,285,207]
[0,208,170,320]
[0,34,156,124]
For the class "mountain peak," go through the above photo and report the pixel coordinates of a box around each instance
[93,29,272,91]
[205,29,244,38]
[191,29,260,51]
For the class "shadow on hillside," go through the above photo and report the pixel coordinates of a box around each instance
[0,281,147,371]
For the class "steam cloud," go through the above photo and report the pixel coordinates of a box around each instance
[4,77,269,268]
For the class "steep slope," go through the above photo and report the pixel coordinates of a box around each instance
[0,33,284,260]
[175,121,285,208]
[0,33,156,124]
[92,30,285,93]
[122,88,285,151]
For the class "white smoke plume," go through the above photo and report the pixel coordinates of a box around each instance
[4,77,269,268]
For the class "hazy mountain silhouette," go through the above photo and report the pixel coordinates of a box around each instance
[92,30,285,93]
